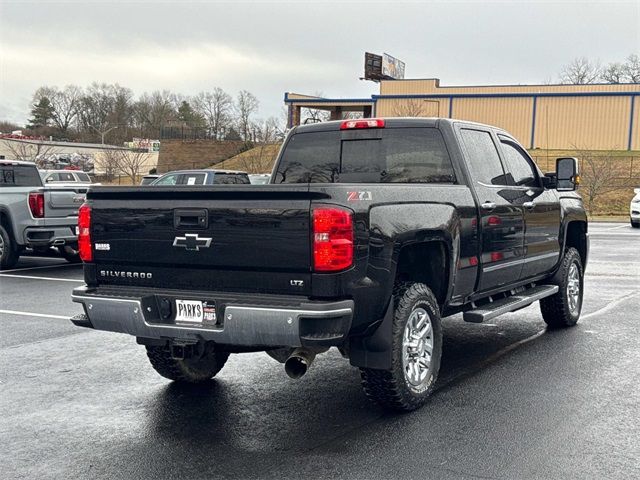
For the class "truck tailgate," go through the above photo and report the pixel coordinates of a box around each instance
[45,184,88,219]
[87,186,321,294]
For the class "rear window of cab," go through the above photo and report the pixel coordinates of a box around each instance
[273,127,455,184]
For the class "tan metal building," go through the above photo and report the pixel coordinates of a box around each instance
[285,79,640,151]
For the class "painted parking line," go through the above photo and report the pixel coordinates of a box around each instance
[0,309,70,320]
[1,263,77,273]
[0,274,84,283]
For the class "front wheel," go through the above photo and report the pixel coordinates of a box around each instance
[360,282,443,412]
[631,220,640,229]
[540,247,584,329]
[146,345,230,383]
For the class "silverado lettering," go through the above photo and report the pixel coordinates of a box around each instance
[71,118,588,412]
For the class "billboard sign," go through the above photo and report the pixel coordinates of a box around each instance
[126,138,160,152]
[382,53,405,80]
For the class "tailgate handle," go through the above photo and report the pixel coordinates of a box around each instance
[174,209,208,229]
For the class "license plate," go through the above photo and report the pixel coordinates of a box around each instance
[175,300,204,323]
[175,300,216,323]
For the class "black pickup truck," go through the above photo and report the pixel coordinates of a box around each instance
[71,118,588,411]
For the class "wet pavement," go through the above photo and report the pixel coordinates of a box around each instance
[1,222,639,479]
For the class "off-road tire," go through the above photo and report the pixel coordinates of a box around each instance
[359,282,443,412]
[0,225,20,270]
[146,345,230,383]
[540,247,583,329]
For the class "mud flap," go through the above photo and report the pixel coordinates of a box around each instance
[348,299,394,370]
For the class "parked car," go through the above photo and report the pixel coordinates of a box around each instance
[631,188,640,228]
[1,161,87,268]
[71,118,588,411]
[150,169,250,186]
[40,169,92,184]
[248,174,271,185]
[140,174,161,185]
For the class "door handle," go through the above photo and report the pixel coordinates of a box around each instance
[523,201,535,210]
[481,201,496,211]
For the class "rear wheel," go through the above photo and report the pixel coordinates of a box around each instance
[359,282,443,412]
[0,225,20,270]
[631,220,640,229]
[146,345,230,383]
[58,245,81,263]
[540,247,583,329]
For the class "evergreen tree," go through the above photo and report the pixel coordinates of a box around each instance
[27,97,55,129]
[177,100,205,128]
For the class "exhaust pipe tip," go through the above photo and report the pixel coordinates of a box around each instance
[284,348,316,379]
[284,357,309,379]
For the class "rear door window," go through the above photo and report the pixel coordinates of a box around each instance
[76,172,91,182]
[179,173,206,185]
[0,165,43,187]
[274,128,455,184]
[460,129,509,185]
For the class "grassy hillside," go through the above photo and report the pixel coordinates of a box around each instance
[213,144,281,173]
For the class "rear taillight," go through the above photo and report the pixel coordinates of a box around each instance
[340,118,385,130]
[313,207,354,272]
[78,204,92,262]
[28,192,45,218]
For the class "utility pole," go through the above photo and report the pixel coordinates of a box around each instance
[90,125,118,144]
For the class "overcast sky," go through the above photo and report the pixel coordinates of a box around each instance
[0,0,638,125]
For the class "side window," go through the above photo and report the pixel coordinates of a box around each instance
[59,172,75,182]
[179,173,206,185]
[45,173,59,182]
[498,137,539,187]
[155,174,180,185]
[460,129,508,185]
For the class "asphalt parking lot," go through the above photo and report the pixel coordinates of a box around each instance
[1,222,638,480]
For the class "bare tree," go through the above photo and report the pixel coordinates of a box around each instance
[393,99,426,117]
[235,90,259,141]
[33,85,83,135]
[2,139,59,162]
[301,107,330,124]
[602,62,626,84]
[624,53,640,82]
[559,57,602,84]
[117,149,151,184]
[133,90,177,137]
[193,88,233,140]
[98,150,122,183]
[575,148,634,212]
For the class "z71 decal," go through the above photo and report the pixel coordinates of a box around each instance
[347,191,372,201]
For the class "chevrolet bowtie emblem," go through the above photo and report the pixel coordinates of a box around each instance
[172,233,212,251]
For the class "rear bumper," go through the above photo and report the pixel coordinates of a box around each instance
[22,225,77,247]
[71,286,353,348]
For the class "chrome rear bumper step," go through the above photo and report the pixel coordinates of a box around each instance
[463,285,559,323]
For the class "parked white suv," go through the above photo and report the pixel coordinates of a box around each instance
[631,188,640,228]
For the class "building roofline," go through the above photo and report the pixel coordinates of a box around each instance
[380,78,640,88]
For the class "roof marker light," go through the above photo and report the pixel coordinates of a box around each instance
[340,119,385,130]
